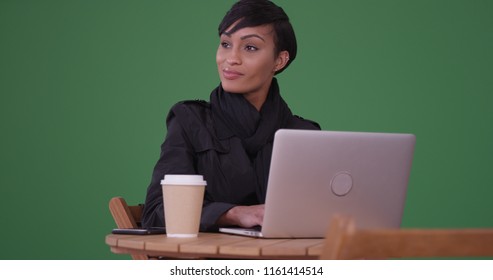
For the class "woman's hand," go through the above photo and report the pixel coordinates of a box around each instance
[217,204,265,228]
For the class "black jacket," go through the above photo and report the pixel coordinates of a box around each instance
[142,100,320,231]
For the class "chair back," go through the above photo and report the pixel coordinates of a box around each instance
[109,196,143,229]
[320,215,493,259]
[108,196,147,260]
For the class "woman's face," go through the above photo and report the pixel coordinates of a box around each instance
[216,24,288,108]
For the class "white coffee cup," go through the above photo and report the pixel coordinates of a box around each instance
[161,174,206,238]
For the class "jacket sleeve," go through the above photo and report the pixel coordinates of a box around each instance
[141,104,235,231]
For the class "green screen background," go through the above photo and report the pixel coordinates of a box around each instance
[1,0,492,259]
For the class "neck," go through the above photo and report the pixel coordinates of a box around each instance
[243,79,273,111]
[243,92,267,111]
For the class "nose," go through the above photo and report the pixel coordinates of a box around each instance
[226,48,241,65]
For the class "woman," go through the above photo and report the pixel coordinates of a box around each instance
[142,0,320,231]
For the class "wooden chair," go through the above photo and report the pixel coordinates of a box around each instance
[109,196,147,260]
[320,215,493,260]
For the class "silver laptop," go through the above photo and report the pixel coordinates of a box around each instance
[219,129,416,238]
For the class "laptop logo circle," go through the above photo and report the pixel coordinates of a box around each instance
[330,172,353,196]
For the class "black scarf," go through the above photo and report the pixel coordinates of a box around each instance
[210,78,293,202]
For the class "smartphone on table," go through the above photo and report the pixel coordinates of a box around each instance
[111,227,166,235]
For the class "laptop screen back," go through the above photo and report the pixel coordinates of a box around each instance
[260,129,416,238]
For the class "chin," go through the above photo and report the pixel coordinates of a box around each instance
[221,80,245,94]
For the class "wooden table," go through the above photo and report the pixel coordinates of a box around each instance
[105,232,325,259]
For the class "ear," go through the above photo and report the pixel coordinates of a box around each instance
[274,51,290,73]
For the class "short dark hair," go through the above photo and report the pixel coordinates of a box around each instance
[218,0,297,74]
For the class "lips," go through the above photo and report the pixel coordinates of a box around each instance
[222,69,243,80]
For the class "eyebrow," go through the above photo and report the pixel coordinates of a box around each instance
[222,32,265,42]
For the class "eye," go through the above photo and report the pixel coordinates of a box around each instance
[220,41,231,48]
[245,45,258,52]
